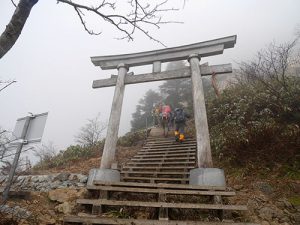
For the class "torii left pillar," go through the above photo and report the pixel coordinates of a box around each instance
[88,63,128,185]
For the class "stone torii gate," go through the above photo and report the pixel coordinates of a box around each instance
[88,35,237,186]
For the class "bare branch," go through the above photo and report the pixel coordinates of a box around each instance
[10,0,17,7]
[74,7,102,35]
[0,0,38,59]
[57,0,180,46]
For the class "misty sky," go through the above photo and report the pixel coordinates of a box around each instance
[0,0,299,154]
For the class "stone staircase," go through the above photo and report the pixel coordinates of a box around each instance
[64,129,258,225]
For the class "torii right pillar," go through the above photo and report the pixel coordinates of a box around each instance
[188,54,226,187]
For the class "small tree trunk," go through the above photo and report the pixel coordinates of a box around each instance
[0,0,38,59]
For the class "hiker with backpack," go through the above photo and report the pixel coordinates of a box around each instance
[173,108,190,142]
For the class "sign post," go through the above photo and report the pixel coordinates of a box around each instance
[2,112,48,201]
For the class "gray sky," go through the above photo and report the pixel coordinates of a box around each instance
[0,0,299,153]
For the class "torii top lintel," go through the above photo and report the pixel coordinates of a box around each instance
[91,35,237,70]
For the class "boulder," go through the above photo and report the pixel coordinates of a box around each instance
[54,173,70,182]
[259,207,276,220]
[255,182,274,196]
[55,202,72,215]
[48,189,80,203]
[261,221,270,225]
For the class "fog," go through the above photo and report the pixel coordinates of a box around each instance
[0,0,299,153]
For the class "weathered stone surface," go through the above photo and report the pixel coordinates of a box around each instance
[54,172,70,182]
[0,205,31,219]
[293,213,300,224]
[49,180,61,189]
[259,207,276,220]
[233,184,244,191]
[78,174,88,183]
[0,173,88,192]
[39,214,56,225]
[261,221,270,225]
[247,199,259,212]
[48,189,80,203]
[55,202,72,214]
[255,182,274,195]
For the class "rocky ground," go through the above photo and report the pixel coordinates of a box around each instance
[1,144,299,225]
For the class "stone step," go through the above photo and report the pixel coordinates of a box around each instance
[86,184,236,196]
[77,199,248,211]
[93,181,227,191]
[130,156,196,162]
[64,216,258,225]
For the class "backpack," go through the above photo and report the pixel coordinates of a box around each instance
[174,109,185,123]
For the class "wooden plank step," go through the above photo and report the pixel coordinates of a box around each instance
[122,176,189,182]
[142,146,196,151]
[122,166,195,171]
[144,143,196,148]
[146,139,196,145]
[77,199,248,211]
[120,171,189,176]
[121,172,188,178]
[135,153,195,158]
[146,136,194,140]
[126,161,195,166]
[146,139,196,143]
[131,157,196,162]
[147,136,194,140]
[138,149,196,155]
[64,216,259,225]
[87,185,236,196]
[93,181,227,191]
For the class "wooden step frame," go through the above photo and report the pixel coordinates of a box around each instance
[130,156,196,162]
[92,181,227,191]
[121,176,189,183]
[126,161,196,166]
[77,198,248,211]
[138,149,196,155]
[134,152,196,158]
[87,185,236,196]
[122,166,195,171]
[64,216,259,225]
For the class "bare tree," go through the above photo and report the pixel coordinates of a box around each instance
[74,113,107,147]
[0,128,10,161]
[239,37,300,94]
[0,0,180,59]
[33,141,57,164]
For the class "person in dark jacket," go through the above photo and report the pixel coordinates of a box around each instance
[173,108,189,142]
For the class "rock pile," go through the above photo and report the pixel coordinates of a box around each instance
[0,172,87,192]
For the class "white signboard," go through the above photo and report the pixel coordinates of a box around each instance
[12,112,48,143]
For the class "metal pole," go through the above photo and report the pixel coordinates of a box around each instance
[2,116,31,201]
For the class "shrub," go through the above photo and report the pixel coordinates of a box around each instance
[208,77,300,169]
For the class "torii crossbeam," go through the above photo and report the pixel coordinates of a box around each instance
[88,35,237,185]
